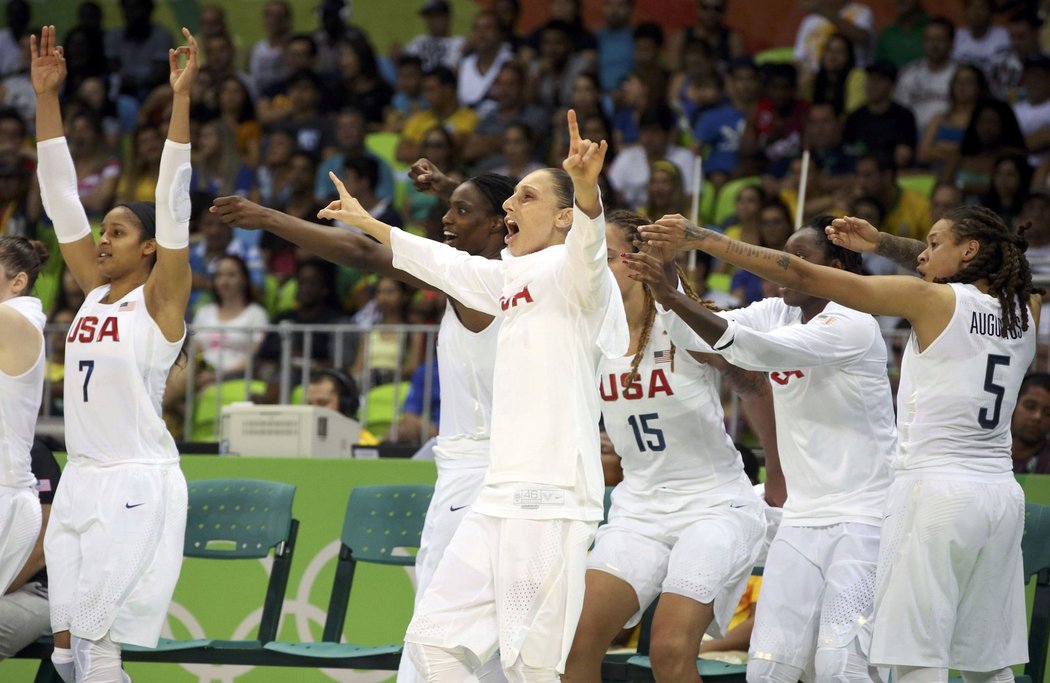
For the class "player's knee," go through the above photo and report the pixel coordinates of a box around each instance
[814,644,873,683]
[648,628,697,677]
[960,667,1014,683]
[747,657,804,683]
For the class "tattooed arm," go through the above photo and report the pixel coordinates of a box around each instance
[825,216,925,271]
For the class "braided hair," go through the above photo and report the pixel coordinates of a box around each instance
[939,205,1041,337]
[606,209,722,388]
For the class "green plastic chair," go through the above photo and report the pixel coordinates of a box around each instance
[365,131,407,172]
[122,479,298,659]
[713,176,762,226]
[363,381,412,439]
[190,379,268,442]
[897,173,936,199]
[754,46,795,65]
[263,484,434,668]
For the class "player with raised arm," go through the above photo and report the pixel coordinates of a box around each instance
[212,165,515,683]
[636,207,1039,683]
[316,110,627,683]
[33,25,196,683]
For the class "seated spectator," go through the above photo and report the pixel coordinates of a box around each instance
[189,196,266,309]
[257,259,352,375]
[0,106,29,156]
[793,0,874,80]
[530,20,595,110]
[0,150,35,237]
[918,64,988,173]
[953,0,1010,74]
[723,184,765,244]
[1011,373,1050,474]
[668,39,724,131]
[305,369,379,444]
[463,62,549,170]
[524,0,597,59]
[989,8,1045,103]
[610,105,695,208]
[457,10,513,115]
[949,97,1027,199]
[402,131,465,228]
[387,55,426,130]
[276,151,326,227]
[489,122,544,183]
[69,110,121,220]
[403,0,465,73]
[0,439,61,662]
[640,160,690,220]
[668,0,745,73]
[694,57,759,190]
[272,69,333,156]
[66,75,122,151]
[247,0,293,95]
[0,0,29,79]
[730,199,793,305]
[316,107,395,204]
[340,155,402,229]
[62,22,108,103]
[610,70,650,147]
[1014,55,1050,168]
[397,66,478,165]
[547,72,608,162]
[393,360,441,445]
[855,150,932,241]
[981,152,1032,227]
[875,0,929,69]
[843,60,918,169]
[631,21,670,110]
[929,181,963,223]
[596,0,635,92]
[116,124,163,203]
[351,277,424,388]
[804,101,856,194]
[895,16,958,133]
[104,0,173,125]
[202,31,252,100]
[848,192,896,278]
[808,32,866,116]
[216,75,262,169]
[190,118,257,202]
[257,129,296,208]
[256,33,319,127]
[744,63,807,178]
[329,37,393,130]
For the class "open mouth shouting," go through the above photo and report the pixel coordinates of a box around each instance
[505,217,520,245]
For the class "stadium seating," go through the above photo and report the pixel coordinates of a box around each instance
[897,173,936,199]
[190,379,268,442]
[713,177,762,227]
[754,46,795,66]
[363,380,412,439]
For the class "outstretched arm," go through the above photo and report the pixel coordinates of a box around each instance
[826,216,925,271]
[638,214,945,324]
[145,28,197,343]
[32,26,101,295]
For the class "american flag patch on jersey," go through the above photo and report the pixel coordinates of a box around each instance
[119,300,136,312]
[654,349,673,364]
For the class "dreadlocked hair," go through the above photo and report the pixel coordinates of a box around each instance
[606,210,722,389]
[939,205,1042,337]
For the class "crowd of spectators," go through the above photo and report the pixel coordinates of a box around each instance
[5,0,1050,439]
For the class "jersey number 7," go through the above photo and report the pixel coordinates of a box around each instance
[79,359,95,402]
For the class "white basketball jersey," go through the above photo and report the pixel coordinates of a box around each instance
[0,296,45,488]
[434,300,499,461]
[599,315,744,495]
[64,285,184,465]
[716,298,896,526]
[897,283,1036,476]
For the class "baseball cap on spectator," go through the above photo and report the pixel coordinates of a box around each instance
[420,0,450,15]
[866,60,898,82]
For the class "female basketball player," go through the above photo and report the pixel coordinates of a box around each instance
[317,110,627,682]
[34,25,197,682]
[625,218,896,682]
[637,207,1038,683]
[0,237,50,595]
[562,210,766,683]
[211,167,515,683]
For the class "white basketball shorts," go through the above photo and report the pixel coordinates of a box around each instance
[0,485,41,594]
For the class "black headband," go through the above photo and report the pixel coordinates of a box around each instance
[119,201,157,238]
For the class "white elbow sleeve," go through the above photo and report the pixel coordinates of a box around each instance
[154,139,192,249]
[36,138,92,244]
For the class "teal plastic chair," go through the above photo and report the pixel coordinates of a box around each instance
[122,479,298,660]
[1020,502,1050,683]
[263,484,434,668]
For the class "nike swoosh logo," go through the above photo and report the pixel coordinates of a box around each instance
[730,504,749,509]
[125,502,145,509]
[449,504,469,512]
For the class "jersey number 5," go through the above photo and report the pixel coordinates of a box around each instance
[79,359,95,402]
[627,413,666,452]
[978,354,1010,429]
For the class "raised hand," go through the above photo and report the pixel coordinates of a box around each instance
[622,250,678,306]
[169,28,199,94]
[211,195,269,229]
[826,216,882,253]
[317,171,372,226]
[409,158,454,199]
[639,214,701,252]
[30,26,66,96]
[562,109,607,190]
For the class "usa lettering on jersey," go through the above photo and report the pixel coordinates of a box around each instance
[600,369,674,401]
[67,316,121,343]
[770,370,805,385]
[500,284,533,311]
